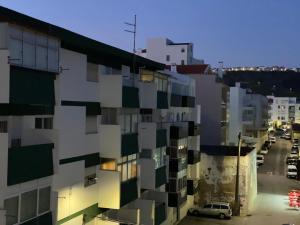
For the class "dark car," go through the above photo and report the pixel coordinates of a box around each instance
[264,141,271,149]
[286,158,298,165]
[291,146,299,154]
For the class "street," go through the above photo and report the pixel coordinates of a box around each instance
[179,139,300,225]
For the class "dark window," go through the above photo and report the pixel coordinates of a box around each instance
[221,205,229,209]
[38,186,51,214]
[203,204,212,209]
[212,204,220,209]
[4,196,19,225]
[44,118,53,129]
[35,118,42,129]
[20,190,37,222]
[181,60,185,65]
[181,48,185,53]
[0,121,8,133]
[84,173,97,187]
[166,55,170,62]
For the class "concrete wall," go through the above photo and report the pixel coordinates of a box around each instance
[0,49,10,103]
[198,150,257,215]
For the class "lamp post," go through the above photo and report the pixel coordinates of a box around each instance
[234,132,242,216]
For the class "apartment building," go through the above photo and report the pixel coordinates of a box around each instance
[166,65,229,146]
[0,6,200,225]
[228,83,269,149]
[267,96,300,126]
[136,38,203,66]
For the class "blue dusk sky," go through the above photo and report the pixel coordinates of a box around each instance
[0,0,299,67]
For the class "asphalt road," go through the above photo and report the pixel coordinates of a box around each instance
[179,139,300,225]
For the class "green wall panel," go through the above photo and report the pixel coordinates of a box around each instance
[122,86,140,108]
[121,133,139,157]
[157,91,168,109]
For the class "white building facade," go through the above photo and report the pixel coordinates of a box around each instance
[136,38,203,66]
[0,6,201,225]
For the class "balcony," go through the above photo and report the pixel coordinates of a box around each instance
[155,202,166,225]
[98,170,138,209]
[187,150,201,165]
[139,123,167,150]
[99,75,139,108]
[155,166,167,188]
[7,143,54,186]
[188,121,201,136]
[100,125,139,158]
[170,123,188,140]
[140,158,167,190]
[169,158,187,172]
[170,94,182,107]
[157,91,168,109]
[100,208,140,225]
[168,192,187,207]
[187,179,200,195]
[182,96,195,108]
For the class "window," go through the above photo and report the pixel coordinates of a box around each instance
[117,154,137,182]
[181,48,185,53]
[84,173,97,187]
[35,117,53,129]
[120,113,139,134]
[154,147,166,169]
[212,204,220,209]
[203,204,211,209]
[100,158,117,171]
[4,196,19,225]
[38,187,51,214]
[0,121,8,133]
[166,55,170,62]
[221,205,229,209]
[101,108,117,125]
[9,25,59,73]
[20,190,37,222]
[181,60,185,65]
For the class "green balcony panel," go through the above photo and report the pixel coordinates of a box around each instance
[170,94,182,107]
[157,91,168,109]
[155,203,166,225]
[61,101,101,115]
[10,66,55,106]
[0,104,54,116]
[120,178,138,206]
[155,165,167,188]
[121,133,139,157]
[122,86,140,108]
[156,129,167,148]
[7,143,54,186]
[20,212,52,225]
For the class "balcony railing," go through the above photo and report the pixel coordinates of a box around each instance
[157,91,168,109]
[155,202,166,225]
[188,121,201,136]
[187,150,201,164]
[155,165,167,188]
[170,123,188,139]
[156,129,167,148]
[7,143,54,185]
[120,177,138,206]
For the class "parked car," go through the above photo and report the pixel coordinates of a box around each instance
[188,202,232,219]
[269,136,276,143]
[257,154,264,166]
[293,138,299,144]
[286,158,298,165]
[287,165,297,179]
[260,149,268,155]
[291,146,299,154]
[264,141,272,149]
[285,134,291,140]
[293,143,299,148]
[290,152,299,158]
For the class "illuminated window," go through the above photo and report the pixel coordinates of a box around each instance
[117,154,137,182]
[100,158,117,171]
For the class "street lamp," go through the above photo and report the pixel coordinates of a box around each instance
[234,132,242,216]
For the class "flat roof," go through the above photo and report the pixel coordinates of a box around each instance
[0,6,165,72]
